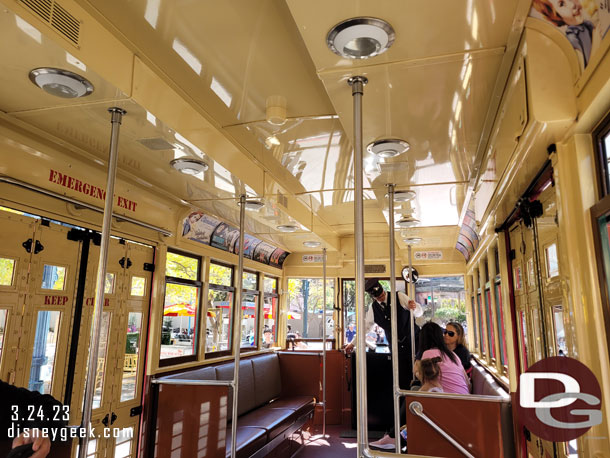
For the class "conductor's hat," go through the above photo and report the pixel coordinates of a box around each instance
[365,279,384,298]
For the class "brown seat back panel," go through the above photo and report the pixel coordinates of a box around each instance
[251,353,282,407]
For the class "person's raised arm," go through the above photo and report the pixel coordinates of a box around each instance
[397,291,423,317]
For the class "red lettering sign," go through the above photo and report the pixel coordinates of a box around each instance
[48,169,137,213]
[44,295,68,306]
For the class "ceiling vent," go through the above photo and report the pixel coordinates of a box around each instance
[137,137,176,150]
[365,264,386,274]
[20,0,81,46]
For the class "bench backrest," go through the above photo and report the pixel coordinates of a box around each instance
[159,353,282,421]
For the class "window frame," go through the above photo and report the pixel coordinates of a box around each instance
[240,270,260,352]
[159,248,203,367]
[594,114,610,198]
[205,260,235,358]
[262,276,279,348]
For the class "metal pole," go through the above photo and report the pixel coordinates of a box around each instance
[78,107,125,458]
[322,247,327,437]
[408,244,416,381]
[348,75,368,457]
[230,194,247,458]
[387,184,401,451]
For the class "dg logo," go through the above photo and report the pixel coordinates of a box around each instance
[517,357,603,442]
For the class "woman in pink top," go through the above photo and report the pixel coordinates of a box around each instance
[415,322,470,395]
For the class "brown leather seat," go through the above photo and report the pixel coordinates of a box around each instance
[224,426,267,458]
[268,395,315,418]
[236,406,295,440]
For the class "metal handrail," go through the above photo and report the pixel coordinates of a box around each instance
[152,378,234,387]
[400,388,511,403]
[408,401,476,458]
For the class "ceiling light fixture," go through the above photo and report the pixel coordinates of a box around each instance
[244,200,265,211]
[303,241,321,248]
[327,17,395,59]
[403,237,422,244]
[367,139,410,158]
[170,158,208,175]
[396,216,420,228]
[385,190,416,201]
[277,224,298,233]
[29,68,94,98]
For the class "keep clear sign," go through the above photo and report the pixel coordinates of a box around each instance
[302,254,324,263]
[414,251,443,261]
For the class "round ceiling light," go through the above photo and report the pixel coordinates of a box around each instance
[367,139,410,158]
[403,237,422,244]
[170,158,208,175]
[244,200,265,211]
[396,216,420,228]
[303,241,321,248]
[385,190,416,201]
[277,224,299,233]
[326,17,395,59]
[29,68,94,98]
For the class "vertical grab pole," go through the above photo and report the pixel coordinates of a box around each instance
[230,194,247,458]
[387,184,401,451]
[348,75,368,457]
[322,247,327,437]
[78,107,126,458]
[408,244,416,379]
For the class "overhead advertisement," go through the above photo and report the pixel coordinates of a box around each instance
[181,213,290,268]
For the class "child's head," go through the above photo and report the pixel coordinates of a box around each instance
[533,0,584,27]
[419,356,442,384]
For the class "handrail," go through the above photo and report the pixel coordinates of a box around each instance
[408,401,476,458]
[400,388,510,403]
[152,378,234,387]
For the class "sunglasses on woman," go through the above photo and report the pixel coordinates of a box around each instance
[443,329,455,337]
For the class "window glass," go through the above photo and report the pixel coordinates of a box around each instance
[545,243,559,278]
[414,276,465,325]
[0,309,7,362]
[130,276,146,296]
[494,282,508,368]
[287,279,335,348]
[114,427,134,458]
[262,295,277,348]
[264,277,277,295]
[470,295,478,351]
[241,291,258,348]
[206,289,233,352]
[41,265,66,290]
[104,273,115,294]
[28,311,61,395]
[485,288,496,360]
[121,312,142,402]
[209,263,232,287]
[0,258,15,286]
[242,272,257,291]
[477,293,486,354]
[161,284,198,359]
[553,305,567,357]
[92,312,111,409]
[518,310,529,370]
[166,252,198,280]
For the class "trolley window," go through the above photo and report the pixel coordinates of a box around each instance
[262,276,279,348]
[160,250,202,366]
[595,115,610,196]
[206,262,234,356]
[241,271,259,350]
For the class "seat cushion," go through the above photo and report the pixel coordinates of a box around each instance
[237,407,295,440]
[225,426,267,458]
[268,395,315,418]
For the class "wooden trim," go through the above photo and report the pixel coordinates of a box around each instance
[590,196,610,362]
[593,114,610,198]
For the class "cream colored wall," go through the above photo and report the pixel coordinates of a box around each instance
[554,137,610,458]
